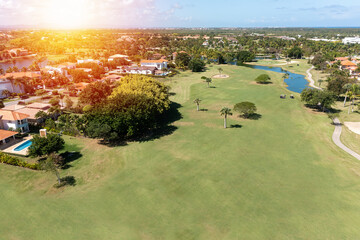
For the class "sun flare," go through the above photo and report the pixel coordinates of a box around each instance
[43,0,88,29]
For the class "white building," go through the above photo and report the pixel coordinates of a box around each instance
[0,110,30,133]
[342,37,360,44]
[140,59,168,70]
[108,54,130,62]
[77,59,101,64]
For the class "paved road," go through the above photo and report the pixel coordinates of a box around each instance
[332,118,360,160]
[306,66,322,90]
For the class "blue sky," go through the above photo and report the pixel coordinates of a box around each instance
[0,0,360,28]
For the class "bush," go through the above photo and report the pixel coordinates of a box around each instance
[234,102,257,118]
[0,152,40,170]
[28,134,65,157]
[82,105,93,113]
[255,74,271,84]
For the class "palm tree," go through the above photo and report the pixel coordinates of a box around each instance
[193,98,201,111]
[220,107,232,129]
[318,79,324,87]
[6,76,16,93]
[348,84,360,113]
[0,68,4,75]
[2,89,11,98]
[218,67,223,77]
[343,83,352,107]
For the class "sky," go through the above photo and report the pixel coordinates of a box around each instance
[1,0,360,28]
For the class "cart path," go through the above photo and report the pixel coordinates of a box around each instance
[332,118,360,160]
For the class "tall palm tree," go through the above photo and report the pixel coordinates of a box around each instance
[193,98,201,111]
[220,107,232,129]
[0,68,4,75]
[6,76,16,93]
[348,84,360,113]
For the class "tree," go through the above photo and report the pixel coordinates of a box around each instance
[79,81,112,106]
[40,154,61,184]
[2,89,11,98]
[175,52,191,69]
[201,76,212,88]
[255,74,271,84]
[287,46,303,59]
[235,51,255,64]
[28,134,65,157]
[218,67,223,76]
[234,102,257,118]
[347,84,359,113]
[327,70,353,95]
[343,83,352,107]
[193,98,201,111]
[188,58,205,72]
[220,107,232,129]
[64,95,73,109]
[300,88,336,112]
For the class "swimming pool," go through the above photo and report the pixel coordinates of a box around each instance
[14,140,32,151]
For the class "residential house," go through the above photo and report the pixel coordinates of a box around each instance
[108,54,130,62]
[77,59,100,64]
[140,59,168,70]
[0,110,29,132]
[124,66,156,75]
[0,129,17,145]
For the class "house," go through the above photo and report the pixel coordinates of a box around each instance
[0,110,29,132]
[77,59,100,64]
[124,66,156,75]
[108,54,130,62]
[140,59,168,70]
[101,75,122,82]
[74,82,89,92]
[0,129,18,145]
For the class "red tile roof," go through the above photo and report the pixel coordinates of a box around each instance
[0,129,17,141]
[0,110,29,121]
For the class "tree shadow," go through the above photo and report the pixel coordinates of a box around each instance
[209,86,216,88]
[138,101,182,142]
[98,140,128,147]
[200,108,208,112]
[169,92,176,96]
[55,176,76,188]
[248,113,262,120]
[257,81,272,85]
[230,124,242,128]
[59,151,83,169]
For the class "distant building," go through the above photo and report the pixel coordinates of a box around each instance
[8,48,28,57]
[77,59,100,64]
[342,37,360,44]
[140,59,168,70]
[108,54,130,62]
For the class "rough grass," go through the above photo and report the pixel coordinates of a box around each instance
[1,65,360,239]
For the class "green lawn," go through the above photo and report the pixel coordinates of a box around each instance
[2,65,360,239]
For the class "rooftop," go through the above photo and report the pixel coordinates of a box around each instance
[0,110,29,121]
[0,129,17,141]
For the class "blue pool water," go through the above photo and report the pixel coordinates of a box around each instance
[14,140,32,151]
[247,65,310,93]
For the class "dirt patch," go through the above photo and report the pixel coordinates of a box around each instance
[212,74,229,79]
[174,121,195,126]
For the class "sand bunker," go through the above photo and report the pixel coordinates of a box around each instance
[212,74,229,79]
[345,122,360,135]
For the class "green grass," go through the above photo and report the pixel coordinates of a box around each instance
[1,65,360,239]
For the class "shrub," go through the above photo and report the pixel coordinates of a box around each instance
[0,152,40,170]
[35,89,47,96]
[255,74,271,84]
[82,105,93,113]
[234,102,257,118]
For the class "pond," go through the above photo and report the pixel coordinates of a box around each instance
[247,64,310,93]
[0,58,47,72]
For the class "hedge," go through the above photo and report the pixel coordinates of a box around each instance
[0,152,40,170]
